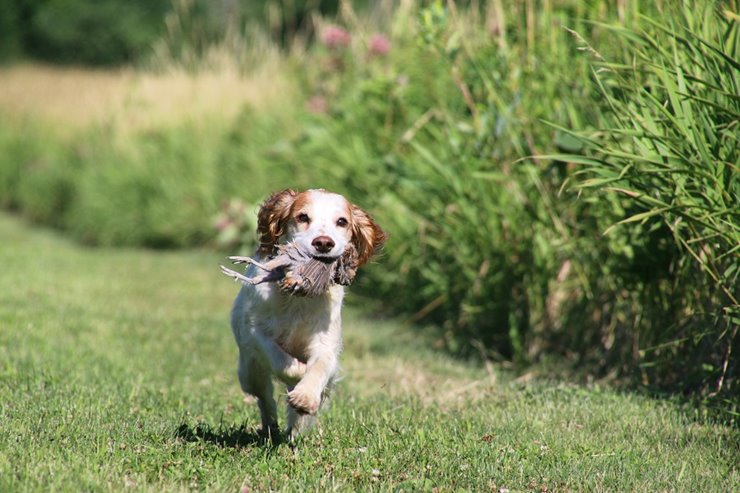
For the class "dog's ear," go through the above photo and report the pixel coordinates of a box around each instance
[257,189,296,254]
[350,204,388,267]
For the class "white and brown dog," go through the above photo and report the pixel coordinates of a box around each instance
[229,189,387,439]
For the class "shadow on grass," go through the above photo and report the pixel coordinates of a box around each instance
[175,422,284,449]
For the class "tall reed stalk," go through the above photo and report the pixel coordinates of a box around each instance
[550,1,739,395]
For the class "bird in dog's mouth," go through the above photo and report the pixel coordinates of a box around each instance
[220,242,358,297]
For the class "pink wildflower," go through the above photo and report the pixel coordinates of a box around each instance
[322,25,351,50]
[306,95,328,114]
[215,216,232,232]
[368,34,391,57]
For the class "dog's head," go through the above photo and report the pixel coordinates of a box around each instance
[257,188,387,267]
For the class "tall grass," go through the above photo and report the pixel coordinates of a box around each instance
[554,1,739,394]
[290,0,738,399]
[0,24,303,245]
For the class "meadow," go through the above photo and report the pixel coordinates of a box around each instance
[1,212,738,491]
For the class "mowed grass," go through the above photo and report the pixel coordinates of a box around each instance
[0,213,737,492]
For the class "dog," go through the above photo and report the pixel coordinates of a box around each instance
[229,188,387,440]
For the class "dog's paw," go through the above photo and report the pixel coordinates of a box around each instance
[258,424,281,444]
[279,360,307,386]
[287,387,320,415]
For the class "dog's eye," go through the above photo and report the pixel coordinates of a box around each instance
[296,213,310,223]
[336,217,348,228]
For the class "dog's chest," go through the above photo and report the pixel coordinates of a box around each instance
[249,283,343,358]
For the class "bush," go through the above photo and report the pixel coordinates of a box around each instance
[270,2,738,397]
[285,2,625,363]
[0,119,74,225]
[0,1,22,61]
[0,109,306,247]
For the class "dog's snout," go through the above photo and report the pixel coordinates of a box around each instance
[311,235,335,253]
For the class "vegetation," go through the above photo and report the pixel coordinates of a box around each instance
[554,1,740,396]
[1,213,738,491]
[0,0,737,405]
[0,0,169,65]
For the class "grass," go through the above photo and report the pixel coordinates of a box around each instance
[0,212,737,492]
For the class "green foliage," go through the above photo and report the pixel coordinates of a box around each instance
[0,109,306,247]
[0,120,73,225]
[27,0,167,65]
[0,1,22,61]
[286,2,626,363]
[284,1,738,397]
[0,118,30,209]
[550,2,740,392]
[64,125,223,247]
[212,198,260,253]
[0,0,351,66]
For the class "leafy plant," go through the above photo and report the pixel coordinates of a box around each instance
[549,2,739,394]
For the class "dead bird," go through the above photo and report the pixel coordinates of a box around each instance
[220,242,358,297]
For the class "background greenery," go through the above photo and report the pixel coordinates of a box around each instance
[0,0,350,65]
[0,0,738,409]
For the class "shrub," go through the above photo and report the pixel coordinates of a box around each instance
[0,119,76,225]
[287,2,625,362]
[63,123,227,247]
[0,1,22,61]
[0,118,29,209]
[265,1,738,398]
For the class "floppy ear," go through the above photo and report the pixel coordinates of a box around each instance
[351,204,388,267]
[257,189,296,255]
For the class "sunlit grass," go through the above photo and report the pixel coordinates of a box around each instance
[0,62,297,132]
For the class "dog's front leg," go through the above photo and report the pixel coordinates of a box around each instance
[252,330,306,386]
[287,332,340,415]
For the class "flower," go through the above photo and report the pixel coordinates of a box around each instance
[306,95,328,114]
[368,34,391,57]
[322,25,351,50]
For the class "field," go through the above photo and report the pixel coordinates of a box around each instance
[0,63,293,131]
[1,213,738,491]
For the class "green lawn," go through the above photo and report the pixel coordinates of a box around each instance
[0,213,737,492]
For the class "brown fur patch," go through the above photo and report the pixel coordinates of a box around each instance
[257,189,296,255]
[350,205,388,267]
[290,190,314,216]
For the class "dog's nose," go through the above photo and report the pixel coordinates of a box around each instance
[311,236,335,254]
